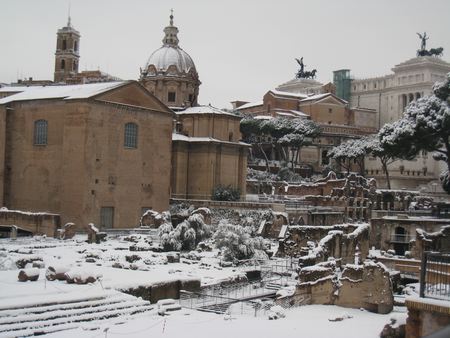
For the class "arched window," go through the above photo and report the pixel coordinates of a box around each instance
[124,123,138,148]
[34,120,48,145]
[61,59,65,70]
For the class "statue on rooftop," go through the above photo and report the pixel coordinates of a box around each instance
[417,32,429,51]
[295,57,317,79]
[416,32,444,57]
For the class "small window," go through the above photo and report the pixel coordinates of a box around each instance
[62,39,67,50]
[61,59,65,70]
[34,120,48,145]
[124,122,138,148]
[74,40,78,51]
[168,91,176,103]
[328,108,332,114]
[100,207,114,229]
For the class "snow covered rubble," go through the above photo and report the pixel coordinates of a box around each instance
[0,213,409,337]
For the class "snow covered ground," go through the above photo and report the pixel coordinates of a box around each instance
[0,236,406,337]
[44,305,406,338]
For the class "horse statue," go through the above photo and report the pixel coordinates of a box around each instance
[417,46,444,57]
[430,47,444,57]
[302,69,317,79]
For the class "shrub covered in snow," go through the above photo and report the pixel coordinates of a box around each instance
[160,214,211,251]
[213,223,268,261]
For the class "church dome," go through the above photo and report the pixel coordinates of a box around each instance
[145,45,196,73]
[140,12,201,108]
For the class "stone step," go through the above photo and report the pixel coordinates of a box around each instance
[0,291,153,337]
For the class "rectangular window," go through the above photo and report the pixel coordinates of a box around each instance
[124,123,138,148]
[168,91,176,103]
[100,207,114,229]
[34,120,48,145]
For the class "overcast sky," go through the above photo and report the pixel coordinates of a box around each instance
[1,0,449,108]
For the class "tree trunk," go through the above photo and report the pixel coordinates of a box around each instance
[290,148,297,170]
[381,158,391,189]
[358,157,365,176]
[258,143,270,172]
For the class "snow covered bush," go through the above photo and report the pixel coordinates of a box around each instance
[160,214,211,251]
[212,185,241,201]
[213,223,268,261]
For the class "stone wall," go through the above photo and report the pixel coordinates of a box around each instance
[170,198,285,213]
[1,82,173,230]
[278,261,393,314]
[278,223,369,265]
[0,208,60,237]
[123,278,200,304]
[370,217,450,254]
[406,298,450,338]
[336,262,393,314]
[409,225,450,260]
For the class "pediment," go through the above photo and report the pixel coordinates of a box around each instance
[94,81,172,114]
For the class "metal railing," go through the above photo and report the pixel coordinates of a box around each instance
[179,290,275,317]
[420,252,450,300]
[180,257,297,314]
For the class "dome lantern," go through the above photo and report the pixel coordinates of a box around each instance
[140,10,201,109]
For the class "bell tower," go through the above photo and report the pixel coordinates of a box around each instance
[54,14,80,83]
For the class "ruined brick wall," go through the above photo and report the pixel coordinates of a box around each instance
[278,224,368,265]
[0,209,60,237]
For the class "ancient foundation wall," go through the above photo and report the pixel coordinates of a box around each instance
[0,209,60,237]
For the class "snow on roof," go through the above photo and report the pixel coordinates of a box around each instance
[254,115,273,120]
[237,101,263,110]
[177,105,240,118]
[299,93,331,102]
[269,89,308,99]
[0,86,27,93]
[0,81,126,104]
[300,92,348,104]
[172,133,250,146]
[274,109,309,118]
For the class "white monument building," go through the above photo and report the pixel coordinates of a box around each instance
[349,35,450,191]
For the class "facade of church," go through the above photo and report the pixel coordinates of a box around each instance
[0,81,174,230]
[0,13,248,231]
[139,14,248,200]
